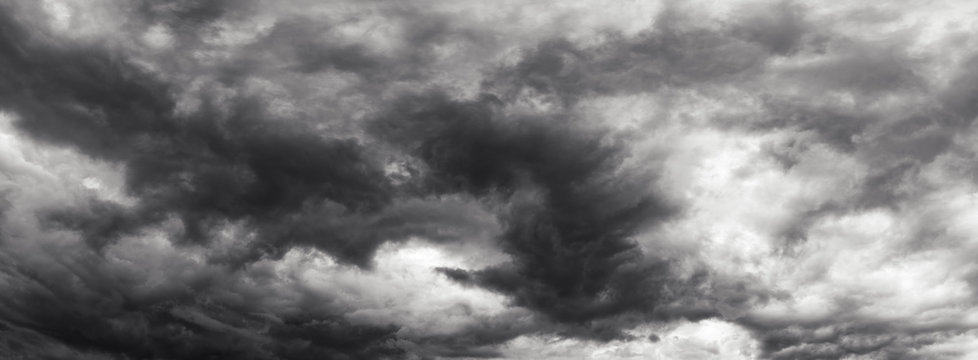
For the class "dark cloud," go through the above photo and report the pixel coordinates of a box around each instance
[738,315,974,360]
[778,45,923,93]
[42,198,148,251]
[0,4,473,358]
[371,91,698,339]
[407,319,529,359]
[482,6,804,108]
[264,18,402,78]
[0,2,414,268]
[940,52,978,124]
[254,7,488,88]
[0,254,405,360]
[0,1,794,356]
[733,0,811,55]
[3,0,978,359]
[137,0,241,25]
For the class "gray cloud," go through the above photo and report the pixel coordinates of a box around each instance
[2,0,978,359]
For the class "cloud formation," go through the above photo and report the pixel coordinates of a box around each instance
[2,0,978,359]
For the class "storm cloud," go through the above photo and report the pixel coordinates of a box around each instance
[2,0,978,359]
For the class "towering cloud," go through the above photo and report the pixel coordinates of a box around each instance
[1,0,977,359]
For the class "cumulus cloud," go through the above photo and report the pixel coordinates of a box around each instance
[2,0,978,359]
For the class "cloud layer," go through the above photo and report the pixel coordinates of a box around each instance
[1,0,978,359]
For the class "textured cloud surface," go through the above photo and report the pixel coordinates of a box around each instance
[1,0,978,359]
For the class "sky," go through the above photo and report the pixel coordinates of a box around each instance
[1,0,977,359]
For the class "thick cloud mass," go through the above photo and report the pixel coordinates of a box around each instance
[373,92,680,329]
[2,0,978,359]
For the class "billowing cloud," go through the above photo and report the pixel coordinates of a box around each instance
[2,0,978,359]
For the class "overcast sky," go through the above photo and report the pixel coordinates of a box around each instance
[1,0,978,359]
